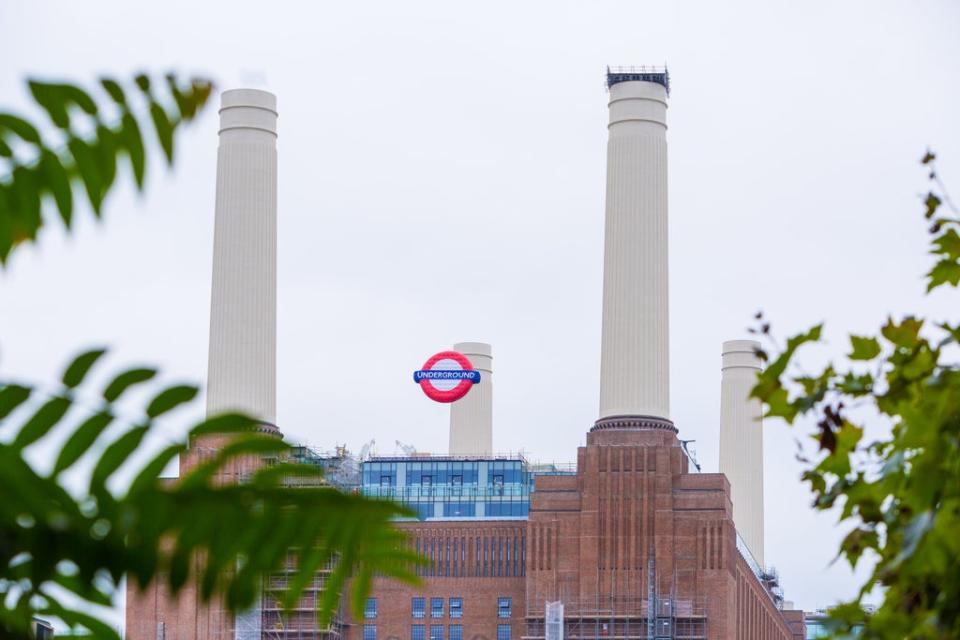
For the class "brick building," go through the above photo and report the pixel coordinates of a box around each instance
[125,70,810,639]
[348,424,804,640]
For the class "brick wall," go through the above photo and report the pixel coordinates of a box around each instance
[344,521,527,640]
[127,428,807,640]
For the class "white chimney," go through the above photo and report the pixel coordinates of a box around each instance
[449,342,493,455]
[596,72,672,430]
[206,89,278,427]
[719,339,765,567]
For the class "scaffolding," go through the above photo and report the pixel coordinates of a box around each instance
[525,595,706,640]
[605,65,671,95]
[259,559,344,640]
[525,552,706,640]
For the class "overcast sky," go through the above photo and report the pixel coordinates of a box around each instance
[2,0,959,622]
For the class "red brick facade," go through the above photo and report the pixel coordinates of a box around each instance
[345,426,803,640]
[127,428,805,639]
[351,522,527,640]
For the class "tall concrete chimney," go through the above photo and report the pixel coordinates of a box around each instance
[719,339,765,567]
[595,69,673,432]
[449,342,493,455]
[206,89,278,427]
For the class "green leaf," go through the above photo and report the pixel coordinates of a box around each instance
[190,413,260,438]
[61,348,107,388]
[0,384,31,419]
[2,73,215,268]
[90,424,150,491]
[39,149,73,227]
[881,317,923,348]
[67,135,103,214]
[119,112,145,189]
[12,165,42,239]
[892,510,934,568]
[0,113,43,145]
[99,78,127,106]
[52,410,114,476]
[149,101,175,164]
[179,435,289,489]
[927,258,960,292]
[849,335,881,361]
[102,366,157,402]
[146,384,198,418]
[190,412,258,436]
[166,74,194,119]
[0,185,13,263]
[12,395,71,450]
[249,461,324,488]
[134,74,151,93]
[127,442,186,495]
[839,527,879,570]
[94,123,118,196]
[931,228,960,261]
[53,571,113,607]
[924,192,942,219]
[58,83,98,116]
[40,598,121,640]
[28,81,70,128]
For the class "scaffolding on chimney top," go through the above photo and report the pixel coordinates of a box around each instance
[606,65,670,95]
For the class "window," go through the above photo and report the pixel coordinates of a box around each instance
[414,503,434,520]
[431,598,444,618]
[657,619,671,636]
[412,597,426,619]
[412,625,425,640]
[498,597,512,618]
[497,624,511,640]
[449,598,463,619]
[365,598,377,619]
[430,625,444,640]
[364,626,377,640]
[443,502,475,517]
[449,625,463,640]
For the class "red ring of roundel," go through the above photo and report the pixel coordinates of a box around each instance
[418,351,476,403]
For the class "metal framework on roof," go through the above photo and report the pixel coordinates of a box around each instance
[606,65,671,95]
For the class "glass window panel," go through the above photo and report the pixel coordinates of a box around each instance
[412,597,426,619]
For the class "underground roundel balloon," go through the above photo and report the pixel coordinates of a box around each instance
[413,351,481,403]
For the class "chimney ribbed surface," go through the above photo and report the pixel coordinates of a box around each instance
[719,339,765,567]
[206,89,278,426]
[596,79,671,429]
[449,342,493,455]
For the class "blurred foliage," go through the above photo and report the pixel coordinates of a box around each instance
[0,350,419,639]
[0,73,420,638]
[0,73,213,265]
[751,152,960,638]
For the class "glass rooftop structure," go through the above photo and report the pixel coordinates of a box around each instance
[361,456,574,521]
